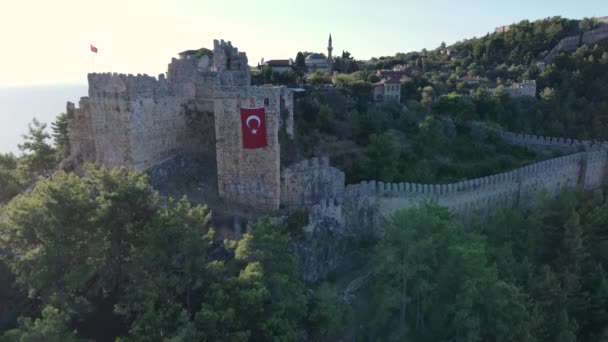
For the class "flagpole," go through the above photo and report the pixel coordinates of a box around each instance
[90,44,97,72]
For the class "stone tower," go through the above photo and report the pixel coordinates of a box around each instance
[327,33,333,74]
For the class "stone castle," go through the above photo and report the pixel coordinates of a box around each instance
[67,39,294,213]
[67,39,608,237]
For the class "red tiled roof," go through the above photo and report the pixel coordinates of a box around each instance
[457,76,481,81]
[265,59,291,67]
[372,77,401,86]
[377,67,417,78]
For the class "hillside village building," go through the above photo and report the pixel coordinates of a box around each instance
[376,65,417,79]
[304,53,328,70]
[304,34,334,72]
[372,78,401,102]
[262,59,293,73]
[372,66,416,102]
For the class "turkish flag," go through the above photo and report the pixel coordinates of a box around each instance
[90,44,98,53]
[240,107,268,149]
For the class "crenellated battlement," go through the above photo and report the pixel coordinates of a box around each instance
[68,39,263,173]
[87,72,172,100]
[346,152,584,197]
[502,130,608,153]
[335,148,608,232]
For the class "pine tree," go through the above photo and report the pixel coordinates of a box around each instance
[51,112,70,158]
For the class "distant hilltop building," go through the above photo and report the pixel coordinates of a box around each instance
[457,75,486,85]
[376,65,417,79]
[305,34,333,72]
[261,59,294,73]
[371,66,418,102]
[372,78,401,102]
[305,53,329,70]
[495,25,512,33]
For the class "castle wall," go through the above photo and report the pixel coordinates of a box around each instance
[214,86,290,212]
[280,157,345,207]
[544,22,608,64]
[66,97,96,163]
[501,131,608,154]
[328,149,608,232]
[87,72,193,169]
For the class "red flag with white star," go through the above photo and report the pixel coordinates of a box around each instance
[240,107,267,149]
[90,44,98,53]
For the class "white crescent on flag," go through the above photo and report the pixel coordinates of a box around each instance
[246,115,261,129]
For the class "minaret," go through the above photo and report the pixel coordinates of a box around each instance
[327,33,333,74]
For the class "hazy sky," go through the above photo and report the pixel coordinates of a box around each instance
[1,0,608,87]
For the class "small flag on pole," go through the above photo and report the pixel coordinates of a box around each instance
[90,44,98,53]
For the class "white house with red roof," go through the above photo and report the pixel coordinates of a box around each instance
[372,78,401,102]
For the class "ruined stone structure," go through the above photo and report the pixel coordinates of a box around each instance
[66,97,95,163]
[495,25,512,33]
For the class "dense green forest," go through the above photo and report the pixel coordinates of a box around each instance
[3,15,608,341]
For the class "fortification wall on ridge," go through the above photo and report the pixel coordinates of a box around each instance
[66,97,96,163]
[501,131,608,154]
[544,22,608,63]
[332,150,608,231]
[280,157,345,207]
